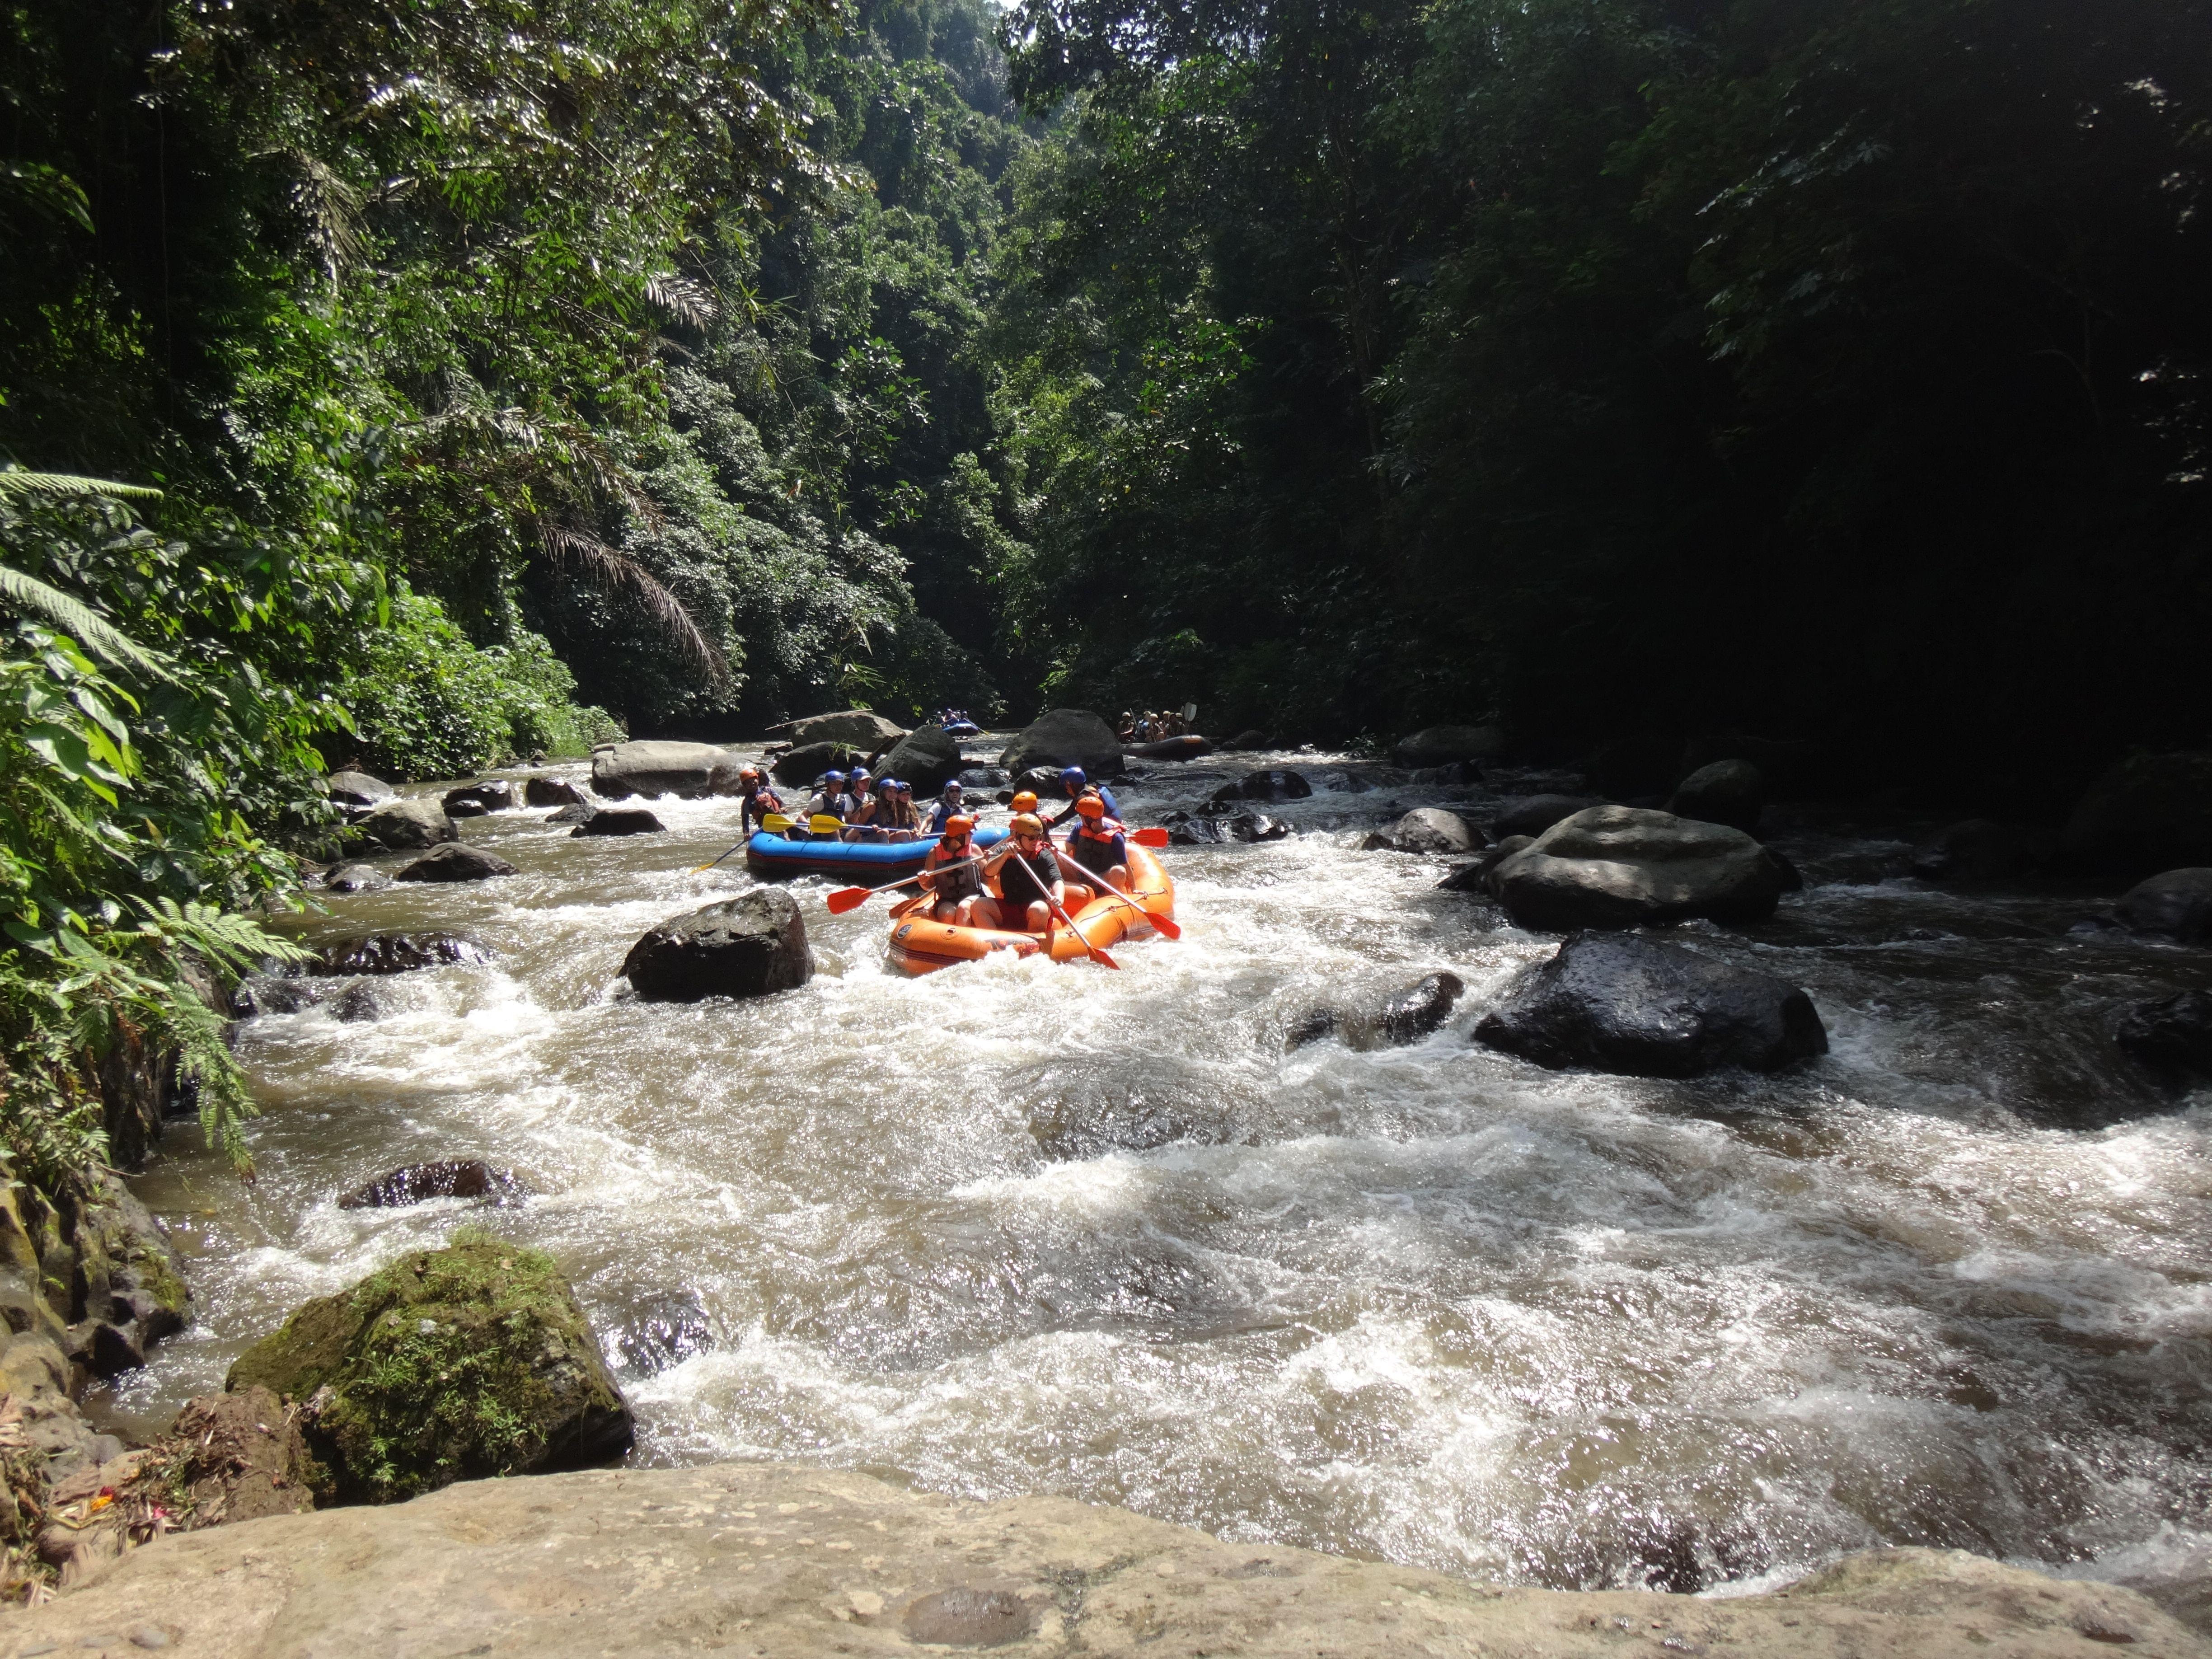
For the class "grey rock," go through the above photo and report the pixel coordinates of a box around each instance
[1219,728,1270,751]
[1378,972,1466,1043]
[355,797,457,851]
[443,780,516,815]
[2061,750,2212,876]
[337,1161,528,1209]
[547,802,595,825]
[323,863,392,894]
[767,708,908,750]
[394,844,518,883]
[312,933,494,975]
[1392,725,1505,768]
[623,889,813,1003]
[1,1465,2196,1659]
[769,739,868,787]
[957,766,1007,788]
[1667,759,1766,834]
[524,774,588,808]
[2112,867,2212,943]
[326,770,396,808]
[1493,795,1598,842]
[611,1299,714,1377]
[880,725,965,793]
[1209,769,1312,807]
[1228,813,1288,842]
[569,807,664,838]
[1476,932,1828,1076]
[1680,733,1816,797]
[1911,819,2056,882]
[2114,991,2212,1076]
[998,708,1124,778]
[1490,806,1788,931]
[591,740,745,800]
[1383,807,1480,855]
[1169,817,1226,846]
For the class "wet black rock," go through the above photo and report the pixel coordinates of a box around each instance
[443,780,516,815]
[612,1299,714,1376]
[769,740,868,787]
[326,770,396,809]
[2111,868,2212,944]
[1228,813,1288,842]
[1679,733,1816,799]
[1219,729,1270,751]
[623,889,812,1003]
[1393,725,1505,768]
[323,863,392,894]
[354,798,457,851]
[442,793,490,818]
[1909,820,2056,882]
[1285,1007,1340,1049]
[957,766,1007,788]
[1493,795,1598,841]
[1411,760,1483,787]
[337,1160,528,1209]
[1475,932,1828,1077]
[1169,817,1226,845]
[998,708,1124,778]
[1378,972,1466,1043]
[1490,806,1788,931]
[880,726,965,793]
[2061,750,2212,876]
[312,933,495,976]
[331,982,384,1022]
[2113,992,2212,1077]
[570,807,665,838]
[1668,759,1766,834]
[547,802,595,825]
[524,774,588,808]
[1010,766,1064,797]
[394,844,519,882]
[1209,769,1312,808]
[1379,807,1480,855]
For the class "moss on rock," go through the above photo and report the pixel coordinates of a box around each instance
[225,1230,632,1504]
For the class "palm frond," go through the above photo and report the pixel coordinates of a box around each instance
[0,471,164,503]
[534,523,728,684]
[644,272,718,330]
[0,564,170,678]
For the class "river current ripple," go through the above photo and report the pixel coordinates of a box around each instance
[97,745,2212,1623]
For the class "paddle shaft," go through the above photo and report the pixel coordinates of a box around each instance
[825,850,986,913]
[999,844,1116,968]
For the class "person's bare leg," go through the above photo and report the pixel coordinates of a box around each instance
[1026,899,1053,932]
[1107,866,1130,892]
[967,896,1001,929]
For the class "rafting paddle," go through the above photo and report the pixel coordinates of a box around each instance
[1091,888,1181,940]
[1129,827,1170,847]
[692,811,802,872]
[1003,847,1118,969]
[824,853,983,915]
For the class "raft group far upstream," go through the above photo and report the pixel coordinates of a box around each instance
[72,717,2212,1644]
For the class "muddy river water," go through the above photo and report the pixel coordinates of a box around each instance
[95,743,2212,1622]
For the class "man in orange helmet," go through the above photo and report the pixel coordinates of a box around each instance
[979,812,1091,933]
[1061,793,1129,901]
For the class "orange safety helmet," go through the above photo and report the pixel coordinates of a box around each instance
[1076,795,1106,819]
[943,814,975,837]
[739,765,760,782]
[1010,813,1044,837]
[1010,790,1040,814]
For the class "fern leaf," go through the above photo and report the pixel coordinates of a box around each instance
[534,523,729,684]
[0,471,164,503]
[0,563,171,678]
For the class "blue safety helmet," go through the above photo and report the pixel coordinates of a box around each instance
[1059,766,1087,787]
[825,769,846,783]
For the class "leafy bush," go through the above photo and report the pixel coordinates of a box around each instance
[336,588,622,782]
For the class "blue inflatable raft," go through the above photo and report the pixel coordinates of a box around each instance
[743,825,1005,882]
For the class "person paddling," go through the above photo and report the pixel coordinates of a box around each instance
[1062,794,1130,901]
[918,813,987,923]
[1044,766,1119,830]
[980,812,1092,934]
[740,767,786,834]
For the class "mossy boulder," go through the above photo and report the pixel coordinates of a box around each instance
[225,1232,632,1504]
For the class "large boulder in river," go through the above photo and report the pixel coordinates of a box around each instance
[524,774,587,808]
[1476,932,1828,1077]
[2114,991,2212,1078]
[1492,795,1597,842]
[770,740,868,787]
[443,780,515,815]
[327,770,395,809]
[880,726,965,793]
[591,741,744,801]
[1910,819,2056,882]
[1392,725,1505,768]
[999,708,1123,778]
[570,807,664,838]
[1378,807,1480,855]
[2061,750,2212,875]
[769,708,907,750]
[1489,806,1787,931]
[1667,759,1765,834]
[354,797,457,851]
[1208,769,1312,807]
[623,889,812,1003]
[394,844,517,883]
[225,1233,633,1504]
[337,1161,527,1210]
[312,934,493,975]
[2112,868,2212,943]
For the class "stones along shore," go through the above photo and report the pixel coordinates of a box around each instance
[6,1461,2203,1659]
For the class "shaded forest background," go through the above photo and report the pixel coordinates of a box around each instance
[0,0,2207,1168]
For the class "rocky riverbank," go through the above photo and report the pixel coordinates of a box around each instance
[5,1461,2205,1657]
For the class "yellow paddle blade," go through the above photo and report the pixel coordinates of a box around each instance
[809,813,846,834]
[760,812,794,833]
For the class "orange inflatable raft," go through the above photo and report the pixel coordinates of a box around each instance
[885,844,1176,975]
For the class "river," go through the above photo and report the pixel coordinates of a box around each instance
[94,743,2212,1626]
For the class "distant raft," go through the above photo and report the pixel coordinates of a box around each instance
[743,826,1005,883]
[885,844,1176,975]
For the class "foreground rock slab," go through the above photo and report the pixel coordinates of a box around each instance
[591,740,744,800]
[1491,805,1788,931]
[623,889,812,1002]
[7,1462,2201,1659]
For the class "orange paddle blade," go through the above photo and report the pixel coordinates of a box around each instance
[1129,827,1170,847]
[824,886,873,914]
[1140,909,1181,940]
